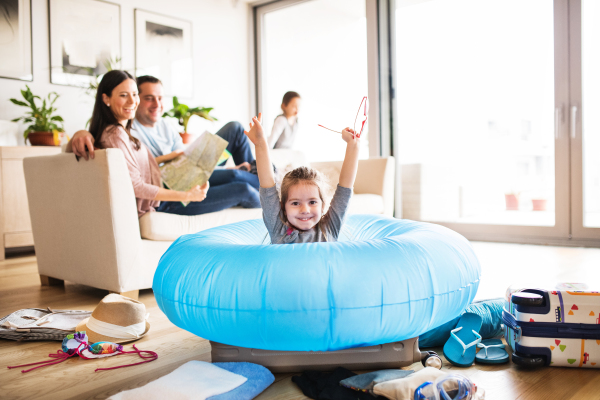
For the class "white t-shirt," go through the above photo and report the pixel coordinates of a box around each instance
[131,118,185,158]
[268,115,299,149]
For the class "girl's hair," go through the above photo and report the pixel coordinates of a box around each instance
[279,166,331,238]
[281,91,301,106]
[89,70,140,150]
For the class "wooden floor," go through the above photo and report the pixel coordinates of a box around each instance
[0,243,599,400]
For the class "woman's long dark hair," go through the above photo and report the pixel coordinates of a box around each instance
[89,70,140,150]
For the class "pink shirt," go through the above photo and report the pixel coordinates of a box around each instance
[99,125,161,217]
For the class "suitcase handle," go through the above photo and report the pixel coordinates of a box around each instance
[502,310,521,342]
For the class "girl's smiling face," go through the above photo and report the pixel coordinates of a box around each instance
[284,182,323,231]
[102,78,139,125]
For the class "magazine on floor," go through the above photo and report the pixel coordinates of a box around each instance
[160,131,229,205]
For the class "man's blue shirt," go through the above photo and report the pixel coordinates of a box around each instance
[131,118,184,158]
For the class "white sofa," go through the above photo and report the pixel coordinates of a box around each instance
[24,149,394,298]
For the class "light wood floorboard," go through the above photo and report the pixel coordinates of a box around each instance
[0,242,599,400]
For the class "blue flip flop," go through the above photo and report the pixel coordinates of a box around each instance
[475,338,509,364]
[443,312,483,367]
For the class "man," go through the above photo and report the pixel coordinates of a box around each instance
[70,75,260,215]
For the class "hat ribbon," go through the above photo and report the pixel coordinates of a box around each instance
[86,315,147,339]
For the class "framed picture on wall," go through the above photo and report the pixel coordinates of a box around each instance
[135,9,193,98]
[48,0,121,87]
[0,0,33,81]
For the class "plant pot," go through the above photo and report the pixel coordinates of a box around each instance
[27,131,64,146]
[180,132,192,144]
[505,194,519,211]
[532,199,547,211]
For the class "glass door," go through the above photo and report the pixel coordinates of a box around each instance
[255,0,370,162]
[392,0,570,241]
[570,0,600,239]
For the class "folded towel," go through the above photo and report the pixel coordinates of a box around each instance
[208,362,275,400]
[109,361,247,400]
[372,367,447,400]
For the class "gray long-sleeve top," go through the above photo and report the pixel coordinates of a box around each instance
[259,184,352,244]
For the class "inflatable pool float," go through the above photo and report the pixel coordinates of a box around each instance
[153,214,480,352]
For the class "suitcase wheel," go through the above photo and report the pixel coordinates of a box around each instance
[422,351,443,369]
[511,292,544,306]
[511,352,546,367]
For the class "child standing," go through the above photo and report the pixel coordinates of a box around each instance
[244,113,360,243]
[269,91,301,149]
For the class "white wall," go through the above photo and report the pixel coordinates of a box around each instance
[0,0,251,144]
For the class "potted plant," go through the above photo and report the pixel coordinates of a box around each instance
[163,96,217,144]
[10,86,65,146]
[505,191,520,211]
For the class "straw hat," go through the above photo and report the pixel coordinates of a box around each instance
[76,294,150,344]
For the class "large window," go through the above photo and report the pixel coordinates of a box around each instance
[395,0,555,227]
[582,0,600,228]
[256,0,370,162]
[391,0,599,243]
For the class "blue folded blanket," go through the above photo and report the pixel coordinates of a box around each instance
[207,362,275,400]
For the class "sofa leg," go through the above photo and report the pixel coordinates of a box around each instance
[40,275,64,287]
[110,290,139,300]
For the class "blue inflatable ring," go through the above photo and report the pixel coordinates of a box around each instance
[153,215,481,351]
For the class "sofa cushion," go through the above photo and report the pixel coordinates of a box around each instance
[139,207,263,241]
[349,194,385,215]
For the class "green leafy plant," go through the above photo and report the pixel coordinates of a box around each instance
[163,96,217,133]
[9,86,64,138]
[85,56,122,98]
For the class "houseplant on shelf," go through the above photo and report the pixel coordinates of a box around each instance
[10,86,65,146]
[163,96,217,144]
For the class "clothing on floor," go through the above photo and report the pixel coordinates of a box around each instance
[207,362,275,400]
[108,361,247,400]
[339,369,415,393]
[372,367,447,400]
[0,308,91,341]
[260,185,352,244]
[292,367,385,400]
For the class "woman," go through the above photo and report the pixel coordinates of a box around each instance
[67,70,259,217]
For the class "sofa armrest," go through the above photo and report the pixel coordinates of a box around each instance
[312,156,395,216]
[24,149,146,292]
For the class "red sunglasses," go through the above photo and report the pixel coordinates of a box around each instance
[319,96,368,138]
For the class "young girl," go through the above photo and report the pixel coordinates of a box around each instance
[244,113,360,243]
[268,91,301,149]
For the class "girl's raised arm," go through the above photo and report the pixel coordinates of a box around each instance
[338,128,360,189]
[243,113,276,188]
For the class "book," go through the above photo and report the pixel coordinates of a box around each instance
[160,131,229,205]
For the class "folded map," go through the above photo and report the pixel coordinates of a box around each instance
[160,131,229,206]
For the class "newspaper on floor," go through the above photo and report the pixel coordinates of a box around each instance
[0,308,91,341]
[160,131,229,206]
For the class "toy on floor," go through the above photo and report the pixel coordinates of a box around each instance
[6,331,157,373]
[154,214,481,352]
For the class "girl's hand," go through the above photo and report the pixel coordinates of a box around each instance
[186,181,210,202]
[243,113,265,145]
[341,128,359,145]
